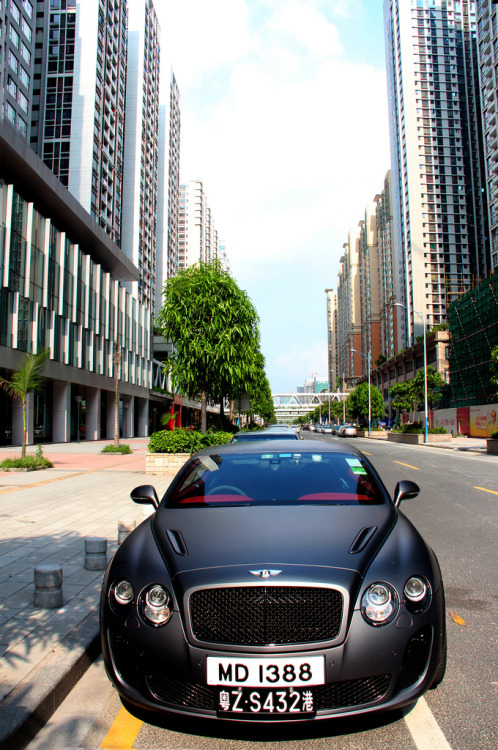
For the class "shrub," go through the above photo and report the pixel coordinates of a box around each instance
[491,430,498,439]
[1,455,53,470]
[148,428,233,454]
[101,444,132,454]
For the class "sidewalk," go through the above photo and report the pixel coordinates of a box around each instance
[0,438,174,750]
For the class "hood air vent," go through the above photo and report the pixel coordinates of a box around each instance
[349,526,377,554]
[166,529,188,556]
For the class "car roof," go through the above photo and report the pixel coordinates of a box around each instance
[196,438,363,457]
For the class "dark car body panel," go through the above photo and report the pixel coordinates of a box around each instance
[101,440,445,722]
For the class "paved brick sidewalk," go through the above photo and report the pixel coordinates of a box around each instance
[0,438,173,749]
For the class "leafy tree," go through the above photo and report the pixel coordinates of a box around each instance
[245,352,275,424]
[0,349,49,457]
[390,365,446,419]
[346,382,385,424]
[156,261,261,433]
[375,354,387,367]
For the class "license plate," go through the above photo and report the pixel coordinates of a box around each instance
[217,687,315,718]
[207,656,324,687]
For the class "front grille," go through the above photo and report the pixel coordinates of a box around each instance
[398,625,432,690]
[146,674,391,712]
[315,674,391,710]
[190,586,343,645]
[147,675,217,710]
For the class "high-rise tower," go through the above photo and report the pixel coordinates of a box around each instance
[384,0,489,346]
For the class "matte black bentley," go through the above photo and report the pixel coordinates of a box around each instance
[100,440,446,722]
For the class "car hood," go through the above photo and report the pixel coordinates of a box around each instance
[152,504,397,579]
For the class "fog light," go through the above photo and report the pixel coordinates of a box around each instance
[143,585,172,626]
[113,579,133,605]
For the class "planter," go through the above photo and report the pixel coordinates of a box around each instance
[387,432,452,444]
[486,439,498,455]
[146,452,191,475]
[357,430,388,439]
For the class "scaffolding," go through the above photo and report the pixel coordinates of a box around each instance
[448,271,498,407]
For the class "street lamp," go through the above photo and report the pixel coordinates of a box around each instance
[394,302,429,444]
[351,347,371,437]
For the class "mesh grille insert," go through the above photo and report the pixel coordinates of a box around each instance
[190,586,343,645]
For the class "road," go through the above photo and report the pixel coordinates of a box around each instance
[26,436,498,750]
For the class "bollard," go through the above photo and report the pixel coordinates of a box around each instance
[118,519,136,545]
[34,565,63,609]
[84,537,107,570]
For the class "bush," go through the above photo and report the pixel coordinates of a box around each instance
[101,444,132,454]
[395,423,448,435]
[148,428,232,454]
[491,430,498,439]
[1,455,53,470]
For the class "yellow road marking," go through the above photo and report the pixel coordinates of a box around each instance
[100,706,143,748]
[474,486,498,495]
[393,460,420,470]
[362,451,372,455]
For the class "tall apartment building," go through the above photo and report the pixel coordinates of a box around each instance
[3,0,179,318]
[476,0,498,272]
[384,0,489,348]
[0,0,36,141]
[325,288,337,391]
[156,69,181,311]
[376,171,399,359]
[359,203,381,369]
[336,227,362,381]
[178,181,230,271]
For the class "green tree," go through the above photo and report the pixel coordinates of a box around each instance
[156,261,261,433]
[390,366,446,420]
[245,352,275,424]
[346,382,385,424]
[0,349,49,457]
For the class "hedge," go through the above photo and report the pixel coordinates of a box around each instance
[148,428,232,454]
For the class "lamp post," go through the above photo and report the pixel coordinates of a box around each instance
[351,347,371,437]
[75,395,82,444]
[394,302,429,444]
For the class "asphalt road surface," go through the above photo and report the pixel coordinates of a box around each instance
[26,437,498,750]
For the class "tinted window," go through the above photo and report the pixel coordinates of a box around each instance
[166,452,385,507]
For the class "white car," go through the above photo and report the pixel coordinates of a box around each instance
[339,424,357,437]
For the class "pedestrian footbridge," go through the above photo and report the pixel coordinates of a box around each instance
[272,392,347,421]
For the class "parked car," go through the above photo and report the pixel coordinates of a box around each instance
[101,439,446,723]
[339,424,357,437]
[331,423,341,436]
[229,429,300,442]
[322,424,333,434]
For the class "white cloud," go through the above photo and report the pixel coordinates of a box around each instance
[155,1,390,391]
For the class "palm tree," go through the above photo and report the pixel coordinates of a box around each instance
[0,349,49,457]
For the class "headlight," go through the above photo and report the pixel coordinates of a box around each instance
[141,585,173,626]
[404,576,431,613]
[361,583,398,626]
[113,579,134,605]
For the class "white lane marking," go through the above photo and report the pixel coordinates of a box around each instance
[404,697,452,750]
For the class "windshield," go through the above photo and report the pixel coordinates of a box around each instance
[231,432,298,441]
[166,451,385,507]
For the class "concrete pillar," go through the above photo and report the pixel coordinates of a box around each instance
[123,395,133,438]
[52,380,71,443]
[106,390,116,440]
[85,387,100,441]
[84,537,107,570]
[136,397,149,437]
[34,565,63,608]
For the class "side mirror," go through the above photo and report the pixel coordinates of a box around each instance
[130,484,159,509]
[393,480,420,508]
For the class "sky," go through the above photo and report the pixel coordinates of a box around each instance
[155,0,391,393]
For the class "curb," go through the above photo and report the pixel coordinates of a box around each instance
[0,610,101,750]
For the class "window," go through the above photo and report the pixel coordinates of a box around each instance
[17,115,27,138]
[9,25,20,48]
[10,1,21,24]
[6,102,16,125]
[23,0,33,18]
[19,90,28,113]
[7,76,17,98]
[21,18,32,42]
[20,66,30,89]
[21,41,31,65]
[8,50,19,74]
